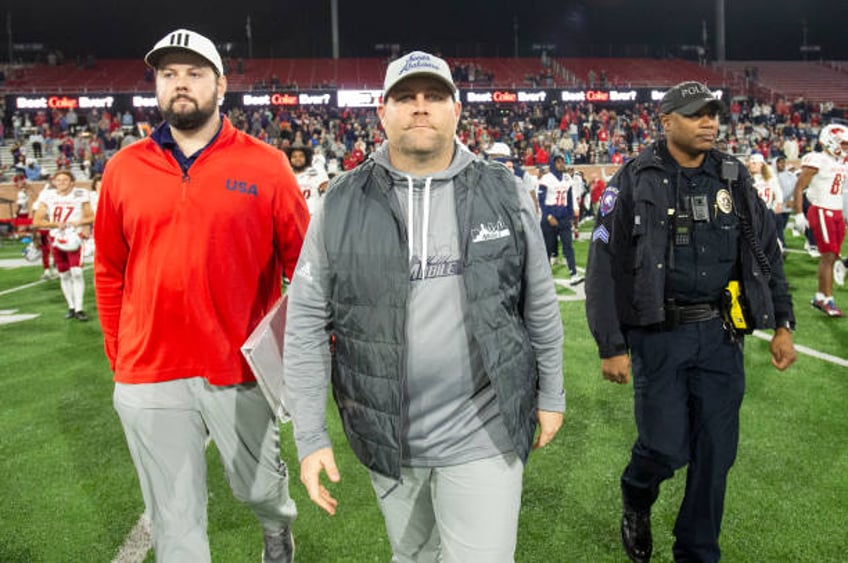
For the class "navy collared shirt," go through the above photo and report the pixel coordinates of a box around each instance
[150,117,223,175]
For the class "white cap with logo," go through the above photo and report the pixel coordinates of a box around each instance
[145,29,224,76]
[382,51,457,101]
[487,142,512,158]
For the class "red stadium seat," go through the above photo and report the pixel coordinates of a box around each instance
[715,61,848,106]
[2,57,847,108]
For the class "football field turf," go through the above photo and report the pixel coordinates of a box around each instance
[0,233,845,562]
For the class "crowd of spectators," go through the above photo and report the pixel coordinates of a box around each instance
[0,102,152,181]
[224,95,838,176]
[0,94,839,185]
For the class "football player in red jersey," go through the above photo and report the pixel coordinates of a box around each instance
[32,170,93,320]
[793,124,848,317]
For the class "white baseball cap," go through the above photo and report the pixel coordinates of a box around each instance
[749,153,765,164]
[487,142,512,158]
[382,51,457,100]
[145,29,224,75]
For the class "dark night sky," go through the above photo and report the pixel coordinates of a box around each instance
[5,0,847,62]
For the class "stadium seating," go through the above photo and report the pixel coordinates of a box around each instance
[3,58,848,108]
[449,58,559,88]
[715,61,848,106]
[0,57,559,92]
[224,58,387,90]
[0,143,85,182]
[556,58,726,88]
[1,60,151,93]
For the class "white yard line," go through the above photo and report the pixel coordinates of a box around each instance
[751,330,848,367]
[111,513,152,563]
[554,277,586,301]
[0,311,40,325]
[554,266,586,302]
[112,437,213,562]
[553,268,848,368]
[0,265,92,297]
[0,258,41,269]
[0,279,47,296]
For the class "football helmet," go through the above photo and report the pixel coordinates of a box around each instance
[23,242,42,262]
[819,124,848,157]
[53,229,82,252]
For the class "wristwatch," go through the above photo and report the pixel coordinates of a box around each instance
[777,319,794,333]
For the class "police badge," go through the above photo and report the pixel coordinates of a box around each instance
[716,189,733,215]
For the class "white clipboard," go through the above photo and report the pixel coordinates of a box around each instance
[241,295,290,423]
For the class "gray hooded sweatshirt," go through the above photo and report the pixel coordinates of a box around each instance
[284,141,565,467]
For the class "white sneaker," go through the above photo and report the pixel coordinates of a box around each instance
[569,274,585,286]
[834,260,846,287]
[804,241,820,258]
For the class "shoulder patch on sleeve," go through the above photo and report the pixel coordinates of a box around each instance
[599,186,619,217]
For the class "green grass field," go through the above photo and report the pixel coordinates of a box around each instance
[0,232,845,562]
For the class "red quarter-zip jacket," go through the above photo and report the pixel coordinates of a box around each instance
[94,117,308,385]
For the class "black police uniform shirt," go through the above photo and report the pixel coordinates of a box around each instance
[660,143,740,305]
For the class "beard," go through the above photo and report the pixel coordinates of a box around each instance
[160,95,217,131]
[291,162,307,173]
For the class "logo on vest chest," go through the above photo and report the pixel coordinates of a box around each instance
[471,219,511,243]
[225,179,258,197]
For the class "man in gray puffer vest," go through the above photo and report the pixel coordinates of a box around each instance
[283,51,565,562]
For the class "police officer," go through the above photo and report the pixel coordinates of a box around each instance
[585,82,797,563]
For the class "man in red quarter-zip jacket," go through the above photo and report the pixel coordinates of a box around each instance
[94,28,308,563]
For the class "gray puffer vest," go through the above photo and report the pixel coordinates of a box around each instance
[322,158,539,478]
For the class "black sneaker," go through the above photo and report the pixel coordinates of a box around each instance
[621,509,652,562]
[64,308,76,320]
[262,526,294,563]
[75,311,89,322]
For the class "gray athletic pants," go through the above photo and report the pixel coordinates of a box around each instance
[369,453,524,563]
[113,378,297,563]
